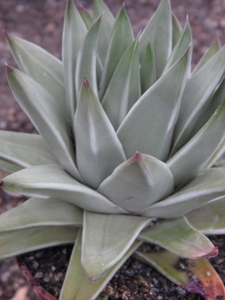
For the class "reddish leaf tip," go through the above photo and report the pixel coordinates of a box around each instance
[6,64,14,73]
[83,77,89,86]
[0,181,3,187]
[205,246,218,258]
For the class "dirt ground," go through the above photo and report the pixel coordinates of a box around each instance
[0,0,225,299]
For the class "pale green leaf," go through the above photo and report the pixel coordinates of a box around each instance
[81,211,150,281]
[140,42,156,94]
[186,196,225,235]
[75,16,101,99]
[0,158,22,174]
[0,226,78,260]
[6,33,66,115]
[140,167,225,218]
[75,79,126,189]
[192,40,220,75]
[1,164,127,215]
[172,46,225,153]
[0,197,83,232]
[138,216,217,259]
[172,14,182,48]
[99,6,134,99]
[135,249,188,286]
[62,0,87,123]
[167,100,225,187]
[93,0,115,65]
[139,0,172,78]
[117,48,189,161]
[98,152,174,213]
[0,131,58,168]
[80,7,93,29]
[163,20,192,73]
[102,40,141,130]
[7,67,81,180]
[59,229,142,300]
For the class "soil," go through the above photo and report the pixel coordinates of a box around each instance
[0,0,225,299]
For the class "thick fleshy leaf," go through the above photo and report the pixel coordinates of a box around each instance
[6,32,66,115]
[81,211,150,281]
[117,49,189,161]
[79,7,93,29]
[191,76,225,137]
[172,14,182,48]
[139,0,172,78]
[0,226,78,260]
[138,216,217,259]
[186,196,225,235]
[183,258,225,299]
[102,40,141,130]
[135,249,189,286]
[0,158,22,174]
[163,19,192,73]
[136,250,225,299]
[172,45,225,152]
[75,78,126,189]
[0,131,58,168]
[192,40,220,75]
[99,6,134,99]
[75,16,101,99]
[167,100,225,187]
[93,0,115,65]
[98,152,174,212]
[7,66,81,180]
[0,197,83,232]
[59,229,142,300]
[140,42,156,94]
[62,0,87,123]
[140,167,225,218]
[0,164,126,215]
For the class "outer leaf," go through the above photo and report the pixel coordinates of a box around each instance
[98,152,174,213]
[0,131,58,168]
[75,78,126,189]
[136,250,225,299]
[172,46,225,152]
[0,158,22,174]
[167,100,225,187]
[140,167,225,218]
[99,6,134,99]
[7,66,81,180]
[93,0,115,65]
[172,14,182,48]
[0,197,83,232]
[139,0,172,78]
[135,249,189,286]
[138,216,217,259]
[0,164,127,215]
[62,0,87,123]
[117,49,189,161]
[59,229,142,300]
[186,196,225,235]
[192,40,220,75]
[6,32,66,115]
[75,16,101,99]
[81,211,150,281]
[0,226,78,260]
[163,20,192,73]
[102,40,141,130]
[140,42,156,94]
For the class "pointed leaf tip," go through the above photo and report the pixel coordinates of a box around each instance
[83,76,89,86]
[204,246,218,258]
[0,181,3,187]
[6,64,14,73]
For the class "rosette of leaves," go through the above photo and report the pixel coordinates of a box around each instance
[1,0,225,299]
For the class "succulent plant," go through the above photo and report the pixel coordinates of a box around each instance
[1,0,225,299]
